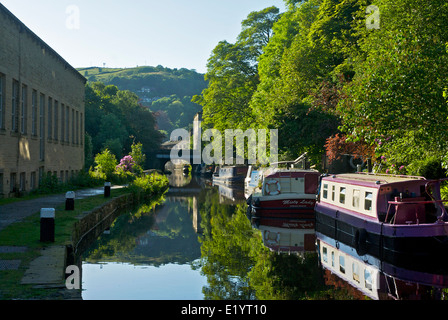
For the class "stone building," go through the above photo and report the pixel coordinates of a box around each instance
[0,4,86,197]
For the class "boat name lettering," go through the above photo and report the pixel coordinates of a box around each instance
[282,199,314,206]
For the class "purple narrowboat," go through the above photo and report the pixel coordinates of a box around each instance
[315,173,448,265]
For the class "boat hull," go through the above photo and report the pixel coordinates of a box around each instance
[315,203,448,271]
[250,197,316,229]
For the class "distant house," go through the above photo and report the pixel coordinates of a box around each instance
[0,4,87,197]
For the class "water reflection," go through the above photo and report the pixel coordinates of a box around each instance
[316,232,448,300]
[80,170,448,300]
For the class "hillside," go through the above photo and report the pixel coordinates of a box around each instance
[78,66,207,134]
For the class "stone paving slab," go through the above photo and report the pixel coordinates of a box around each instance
[0,259,21,270]
[21,246,66,286]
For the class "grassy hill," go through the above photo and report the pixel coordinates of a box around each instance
[78,66,207,103]
[78,66,207,134]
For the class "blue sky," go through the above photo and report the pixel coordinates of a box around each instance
[1,0,286,73]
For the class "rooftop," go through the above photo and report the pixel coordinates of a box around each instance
[0,3,86,84]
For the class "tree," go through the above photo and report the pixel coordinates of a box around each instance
[193,7,281,132]
[337,0,448,173]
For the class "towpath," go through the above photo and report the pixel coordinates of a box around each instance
[0,186,124,232]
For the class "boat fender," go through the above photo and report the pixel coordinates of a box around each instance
[264,231,280,245]
[265,180,281,195]
[354,228,368,256]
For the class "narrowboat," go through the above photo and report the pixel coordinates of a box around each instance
[315,173,448,265]
[317,231,448,300]
[212,166,248,185]
[256,222,316,254]
[248,167,320,229]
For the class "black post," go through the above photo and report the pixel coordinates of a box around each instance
[40,208,55,243]
[104,182,111,198]
[65,191,75,211]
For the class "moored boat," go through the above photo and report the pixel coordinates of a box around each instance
[248,167,320,229]
[213,165,248,185]
[317,231,448,300]
[256,223,316,254]
[315,172,448,265]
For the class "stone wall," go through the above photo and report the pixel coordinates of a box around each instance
[70,194,135,258]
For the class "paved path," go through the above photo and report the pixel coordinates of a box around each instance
[0,186,123,232]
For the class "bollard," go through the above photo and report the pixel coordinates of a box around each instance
[104,182,111,198]
[40,208,55,242]
[65,191,75,211]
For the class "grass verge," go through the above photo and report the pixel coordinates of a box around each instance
[0,187,130,300]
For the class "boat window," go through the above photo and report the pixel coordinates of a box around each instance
[323,184,328,199]
[353,189,360,208]
[365,269,373,291]
[339,187,346,204]
[323,247,328,262]
[352,263,360,283]
[331,185,336,201]
[331,251,335,267]
[365,192,373,211]
[339,255,345,274]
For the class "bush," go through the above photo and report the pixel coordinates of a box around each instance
[92,149,118,181]
[128,173,169,200]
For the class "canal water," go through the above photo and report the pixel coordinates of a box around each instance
[81,170,448,300]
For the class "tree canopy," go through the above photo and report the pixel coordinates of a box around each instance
[194,0,448,175]
[85,82,163,169]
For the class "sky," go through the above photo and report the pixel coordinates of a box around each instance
[1,0,286,74]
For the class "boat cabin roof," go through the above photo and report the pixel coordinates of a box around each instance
[264,168,320,179]
[322,173,426,188]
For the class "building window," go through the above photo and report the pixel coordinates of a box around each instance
[10,173,16,193]
[30,172,36,190]
[21,84,28,134]
[39,94,45,161]
[47,97,52,139]
[32,90,37,135]
[80,112,83,145]
[38,167,44,184]
[76,111,79,144]
[72,109,75,144]
[0,74,4,129]
[61,103,65,143]
[19,172,26,192]
[339,187,346,204]
[54,100,58,141]
[12,80,19,132]
[66,105,70,142]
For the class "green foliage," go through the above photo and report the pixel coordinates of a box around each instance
[129,142,146,176]
[337,0,448,172]
[196,0,448,171]
[92,149,118,181]
[128,173,169,200]
[85,82,163,167]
